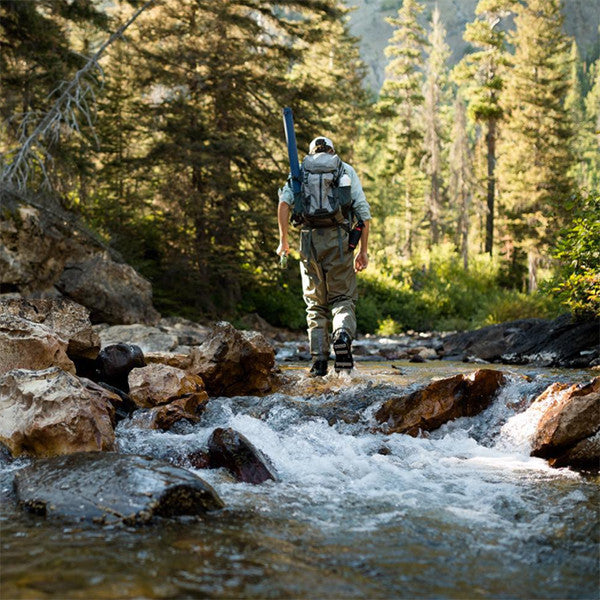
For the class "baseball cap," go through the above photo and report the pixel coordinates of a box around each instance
[309,136,335,154]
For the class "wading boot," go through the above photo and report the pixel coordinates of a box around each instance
[333,330,353,372]
[309,360,328,377]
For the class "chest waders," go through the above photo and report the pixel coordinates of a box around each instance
[299,224,358,362]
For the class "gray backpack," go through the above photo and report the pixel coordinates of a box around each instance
[296,153,351,226]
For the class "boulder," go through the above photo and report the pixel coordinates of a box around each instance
[95,324,178,354]
[128,363,208,408]
[0,367,116,458]
[0,297,99,360]
[207,427,278,484]
[190,322,275,396]
[0,201,81,294]
[375,369,507,436]
[13,452,224,524]
[0,314,75,376]
[441,315,600,367]
[96,343,145,393]
[530,378,600,468]
[57,253,160,326]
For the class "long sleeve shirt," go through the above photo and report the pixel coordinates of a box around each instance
[278,161,372,222]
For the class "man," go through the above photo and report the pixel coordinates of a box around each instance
[277,135,371,376]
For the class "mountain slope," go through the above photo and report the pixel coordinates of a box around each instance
[344,0,600,91]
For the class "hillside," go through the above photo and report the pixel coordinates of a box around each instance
[344,0,600,91]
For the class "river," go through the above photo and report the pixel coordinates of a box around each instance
[1,362,598,599]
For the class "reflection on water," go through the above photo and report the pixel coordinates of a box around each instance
[1,362,598,599]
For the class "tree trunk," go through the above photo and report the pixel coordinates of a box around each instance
[528,250,538,294]
[485,119,496,255]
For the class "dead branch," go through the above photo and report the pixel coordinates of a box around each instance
[0,0,157,191]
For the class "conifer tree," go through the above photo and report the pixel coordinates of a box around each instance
[449,95,473,270]
[499,0,575,292]
[422,6,450,246]
[119,0,350,314]
[373,0,428,259]
[453,0,515,255]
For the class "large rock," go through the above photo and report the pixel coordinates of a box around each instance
[190,322,275,396]
[13,452,224,524]
[375,369,507,436]
[530,378,600,468]
[0,297,99,360]
[207,427,278,484]
[0,201,81,293]
[441,315,600,367]
[128,363,208,408]
[57,253,160,326]
[0,367,116,457]
[0,315,75,376]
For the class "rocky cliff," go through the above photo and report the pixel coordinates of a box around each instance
[344,0,600,91]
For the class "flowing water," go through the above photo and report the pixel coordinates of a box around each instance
[1,362,598,599]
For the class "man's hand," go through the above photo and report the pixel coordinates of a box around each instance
[277,240,290,257]
[355,251,369,272]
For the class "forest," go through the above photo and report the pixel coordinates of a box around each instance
[1,0,598,333]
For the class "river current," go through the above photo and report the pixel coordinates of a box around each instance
[1,362,598,599]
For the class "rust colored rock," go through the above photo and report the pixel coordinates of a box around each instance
[190,322,275,396]
[375,369,507,436]
[531,377,600,468]
[0,315,75,376]
[0,367,116,458]
[130,396,208,431]
[207,427,278,484]
[0,297,100,360]
[128,363,208,409]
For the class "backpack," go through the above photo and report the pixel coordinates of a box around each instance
[292,153,352,227]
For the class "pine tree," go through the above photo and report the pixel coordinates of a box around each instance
[116,0,352,314]
[372,0,428,259]
[449,95,473,270]
[499,0,575,292]
[453,0,516,256]
[421,6,450,246]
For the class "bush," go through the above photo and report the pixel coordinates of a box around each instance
[545,191,600,320]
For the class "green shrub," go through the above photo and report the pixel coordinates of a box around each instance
[546,191,600,320]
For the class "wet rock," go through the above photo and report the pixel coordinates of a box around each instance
[530,378,600,469]
[131,396,208,431]
[57,253,161,326]
[375,369,507,436]
[207,427,278,484]
[128,363,208,408]
[13,452,224,524]
[0,297,100,361]
[0,367,116,458]
[0,314,75,376]
[96,323,179,354]
[127,364,209,430]
[190,322,275,396]
[441,315,600,368]
[96,343,145,393]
